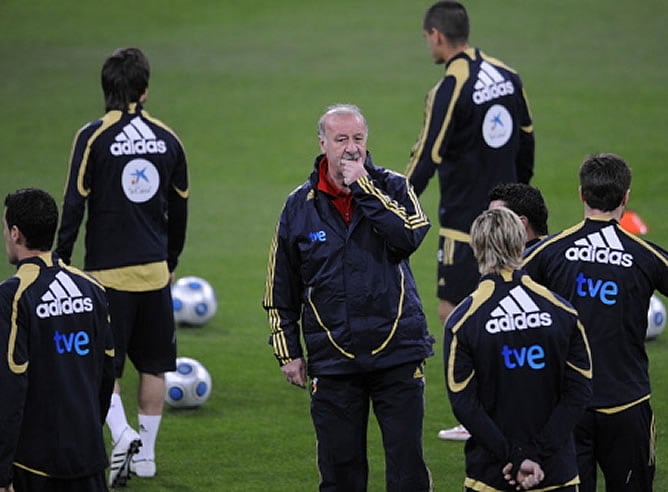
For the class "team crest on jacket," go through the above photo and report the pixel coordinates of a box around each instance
[482,104,512,149]
[122,158,160,203]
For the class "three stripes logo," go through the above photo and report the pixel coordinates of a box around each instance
[485,286,552,334]
[36,272,93,319]
[110,116,167,156]
[472,61,515,105]
[564,225,633,267]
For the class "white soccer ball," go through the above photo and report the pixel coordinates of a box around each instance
[646,294,666,341]
[164,357,213,408]
[171,276,218,326]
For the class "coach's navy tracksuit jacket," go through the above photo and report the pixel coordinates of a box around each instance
[263,153,434,376]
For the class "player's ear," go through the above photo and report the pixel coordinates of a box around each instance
[578,186,584,203]
[9,224,23,245]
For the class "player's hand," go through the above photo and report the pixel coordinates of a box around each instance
[502,459,544,490]
[281,358,306,388]
[340,150,367,186]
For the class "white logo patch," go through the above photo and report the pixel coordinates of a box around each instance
[472,61,515,105]
[482,104,513,148]
[485,286,552,334]
[36,271,94,319]
[110,116,167,156]
[565,225,633,267]
[122,158,160,203]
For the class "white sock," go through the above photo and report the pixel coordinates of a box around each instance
[106,393,131,444]
[135,414,162,461]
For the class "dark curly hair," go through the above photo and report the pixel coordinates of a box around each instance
[4,188,58,251]
[488,183,548,236]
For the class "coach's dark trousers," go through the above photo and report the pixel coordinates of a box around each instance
[310,360,432,492]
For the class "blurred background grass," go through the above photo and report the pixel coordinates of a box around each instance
[1,1,666,490]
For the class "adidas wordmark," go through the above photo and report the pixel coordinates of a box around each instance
[485,286,552,334]
[565,225,633,267]
[472,61,515,105]
[36,272,93,319]
[110,116,167,156]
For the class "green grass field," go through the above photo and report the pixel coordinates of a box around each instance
[1,1,667,490]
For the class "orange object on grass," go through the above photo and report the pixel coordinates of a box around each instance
[620,210,649,235]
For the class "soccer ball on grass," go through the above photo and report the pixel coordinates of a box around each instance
[171,276,218,326]
[164,357,213,408]
[646,294,666,341]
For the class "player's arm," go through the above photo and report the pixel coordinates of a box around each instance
[56,124,99,264]
[167,144,189,273]
[405,66,465,196]
[445,303,512,462]
[263,205,305,367]
[0,282,29,487]
[350,171,430,259]
[646,240,668,296]
[99,297,115,422]
[515,83,535,184]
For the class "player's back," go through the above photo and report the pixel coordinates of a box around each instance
[523,217,668,408]
[0,252,113,477]
[431,48,532,231]
[446,269,590,489]
[453,272,583,434]
[72,105,187,271]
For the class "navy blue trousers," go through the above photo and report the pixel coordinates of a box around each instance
[12,467,107,491]
[310,360,431,492]
[576,400,655,492]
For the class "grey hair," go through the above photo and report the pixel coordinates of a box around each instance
[470,207,526,276]
[317,103,368,139]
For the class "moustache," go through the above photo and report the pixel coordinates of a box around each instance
[341,151,361,160]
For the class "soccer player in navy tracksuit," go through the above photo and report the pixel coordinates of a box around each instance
[0,189,115,492]
[445,207,592,491]
[523,153,668,491]
[55,47,189,487]
[405,1,535,326]
[264,104,434,492]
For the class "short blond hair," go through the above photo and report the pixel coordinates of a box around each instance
[470,207,526,275]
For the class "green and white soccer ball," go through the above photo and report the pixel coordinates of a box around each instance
[171,276,218,326]
[164,357,213,408]
[646,294,666,341]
